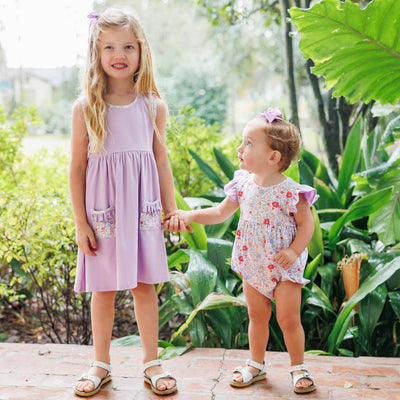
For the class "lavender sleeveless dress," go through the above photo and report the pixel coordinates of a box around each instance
[74,95,169,293]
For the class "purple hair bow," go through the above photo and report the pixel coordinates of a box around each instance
[257,107,283,123]
[88,12,100,30]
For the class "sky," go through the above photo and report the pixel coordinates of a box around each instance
[0,0,96,68]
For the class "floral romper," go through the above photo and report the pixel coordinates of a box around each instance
[224,170,319,299]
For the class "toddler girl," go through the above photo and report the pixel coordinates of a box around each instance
[165,108,318,394]
[69,8,181,397]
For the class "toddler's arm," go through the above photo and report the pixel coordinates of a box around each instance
[274,194,315,269]
[164,197,239,232]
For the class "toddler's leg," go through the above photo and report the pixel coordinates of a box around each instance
[232,280,271,383]
[274,281,313,390]
[131,283,176,392]
[75,290,116,394]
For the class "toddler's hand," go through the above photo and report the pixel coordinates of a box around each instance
[76,223,97,256]
[274,248,298,270]
[163,211,193,233]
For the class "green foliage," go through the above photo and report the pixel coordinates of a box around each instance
[166,107,236,197]
[290,0,400,105]
[0,106,91,344]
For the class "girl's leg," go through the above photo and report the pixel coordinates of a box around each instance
[274,281,312,389]
[75,290,116,393]
[131,283,176,391]
[232,280,271,382]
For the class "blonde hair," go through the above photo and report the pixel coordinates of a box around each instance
[258,118,301,172]
[83,8,161,153]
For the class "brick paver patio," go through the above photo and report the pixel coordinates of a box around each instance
[0,343,399,399]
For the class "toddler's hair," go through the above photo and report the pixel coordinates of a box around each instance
[259,117,300,172]
[83,8,160,153]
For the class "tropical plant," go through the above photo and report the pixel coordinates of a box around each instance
[290,0,400,106]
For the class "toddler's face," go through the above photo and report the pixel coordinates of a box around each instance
[237,120,274,174]
[99,26,140,81]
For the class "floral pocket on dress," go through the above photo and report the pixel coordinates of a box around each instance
[140,200,162,231]
[91,206,116,239]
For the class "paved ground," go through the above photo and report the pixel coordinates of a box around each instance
[1,343,400,399]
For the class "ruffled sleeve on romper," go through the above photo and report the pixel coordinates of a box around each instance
[224,170,248,202]
[288,184,319,213]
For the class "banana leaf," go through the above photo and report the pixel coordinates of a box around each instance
[290,0,400,105]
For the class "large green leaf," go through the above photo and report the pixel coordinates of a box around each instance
[172,292,247,340]
[368,168,400,245]
[207,238,233,281]
[358,284,387,344]
[290,0,400,105]
[184,249,218,306]
[327,255,400,353]
[328,186,393,247]
[337,116,362,201]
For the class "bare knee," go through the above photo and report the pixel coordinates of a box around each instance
[248,307,271,326]
[131,283,156,301]
[92,291,117,303]
[277,313,302,333]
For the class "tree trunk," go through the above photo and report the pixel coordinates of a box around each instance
[279,0,300,132]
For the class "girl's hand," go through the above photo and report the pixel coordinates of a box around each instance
[274,248,298,270]
[76,223,97,256]
[163,211,193,233]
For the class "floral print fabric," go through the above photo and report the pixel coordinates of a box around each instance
[224,170,318,299]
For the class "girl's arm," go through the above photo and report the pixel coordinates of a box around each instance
[69,101,97,256]
[274,194,315,269]
[164,197,239,231]
[153,98,186,232]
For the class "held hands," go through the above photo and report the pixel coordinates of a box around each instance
[76,223,97,257]
[163,210,194,233]
[274,248,298,270]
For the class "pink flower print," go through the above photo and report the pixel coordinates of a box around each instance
[237,229,241,237]
[239,271,243,277]
[268,264,274,270]
[238,191,243,197]
[242,245,248,251]
[264,218,270,225]
[272,201,279,208]
[271,278,277,283]
[286,192,292,198]
[238,256,244,262]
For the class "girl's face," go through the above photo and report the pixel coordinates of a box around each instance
[237,120,279,174]
[99,26,140,82]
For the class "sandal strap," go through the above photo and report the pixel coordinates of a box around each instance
[77,374,101,389]
[289,363,308,373]
[233,366,254,384]
[246,359,266,373]
[143,359,162,373]
[149,372,175,387]
[292,371,314,386]
[90,360,112,372]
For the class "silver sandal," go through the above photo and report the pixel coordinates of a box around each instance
[230,359,267,387]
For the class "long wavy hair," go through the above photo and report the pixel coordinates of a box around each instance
[84,8,161,153]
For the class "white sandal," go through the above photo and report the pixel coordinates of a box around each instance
[143,359,178,396]
[230,359,267,387]
[289,363,316,394]
[74,360,112,397]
